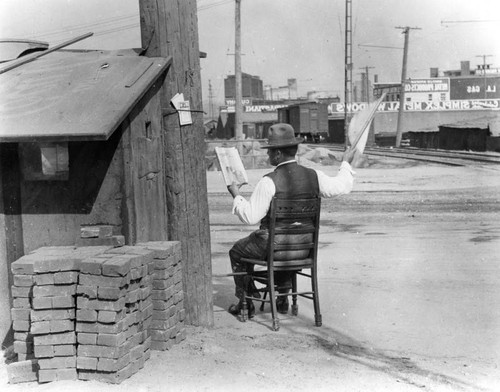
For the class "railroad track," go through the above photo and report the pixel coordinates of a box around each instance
[312,144,500,166]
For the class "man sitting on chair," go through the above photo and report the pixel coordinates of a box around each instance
[226,123,355,317]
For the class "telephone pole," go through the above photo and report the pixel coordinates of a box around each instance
[344,0,353,146]
[139,0,213,326]
[395,26,421,147]
[476,54,493,99]
[234,0,243,139]
[208,79,215,121]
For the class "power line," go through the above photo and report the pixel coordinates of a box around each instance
[441,19,500,26]
[358,44,402,50]
[24,1,232,43]
[26,14,138,41]
[198,0,233,12]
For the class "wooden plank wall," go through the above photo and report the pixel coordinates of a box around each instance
[139,0,213,326]
[20,133,124,252]
[122,80,168,243]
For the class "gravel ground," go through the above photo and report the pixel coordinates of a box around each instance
[2,152,500,392]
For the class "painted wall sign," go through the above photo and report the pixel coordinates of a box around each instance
[404,78,450,93]
[243,105,287,112]
[329,99,500,114]
[225,99,252,105]
[450,77,500,100]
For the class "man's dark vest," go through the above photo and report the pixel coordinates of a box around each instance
[259,162,319,230]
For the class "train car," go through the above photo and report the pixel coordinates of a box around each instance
[277,102,329,143]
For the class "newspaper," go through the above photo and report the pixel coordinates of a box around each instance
[348,93,386,154]
[215,146,249,187]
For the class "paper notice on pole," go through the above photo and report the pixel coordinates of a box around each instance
[214,147,248,187]
[170,93,193,125]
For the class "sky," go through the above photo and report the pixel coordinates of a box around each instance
[1,0,499,108]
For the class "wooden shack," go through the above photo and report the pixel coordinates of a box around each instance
[0,49,174,343]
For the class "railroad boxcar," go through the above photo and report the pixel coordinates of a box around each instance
[277,102,329,143]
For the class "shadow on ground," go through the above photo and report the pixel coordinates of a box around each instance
[212,278,484,391]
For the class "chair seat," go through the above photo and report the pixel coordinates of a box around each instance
[241,257,313,269]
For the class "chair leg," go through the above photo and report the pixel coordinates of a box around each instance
[311,267,321,327]
[268,271,279,331]
[260,290,267,311]
[291,272,298,316]
[240,293,248,322]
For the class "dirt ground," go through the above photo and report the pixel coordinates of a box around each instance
[1,152,500,392]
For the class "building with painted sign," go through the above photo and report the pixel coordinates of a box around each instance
[330,60,500,150]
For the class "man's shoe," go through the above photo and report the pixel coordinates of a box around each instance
[228,301,255,318]
[276,297,289,314]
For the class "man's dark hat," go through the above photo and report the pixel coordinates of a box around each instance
[261,123,304,149]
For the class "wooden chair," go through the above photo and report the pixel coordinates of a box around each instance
[240,197,322,331]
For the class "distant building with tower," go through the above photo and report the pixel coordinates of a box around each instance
[215,73,340,141]
[264,79,298,100]
[224,72,264,104]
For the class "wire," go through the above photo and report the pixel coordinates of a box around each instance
[25,0,233,43]
[26,14,138,41]
[198,0,234,12]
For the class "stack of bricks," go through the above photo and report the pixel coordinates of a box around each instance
[10,246,112,383]
[138,242,186,351]
[76,246,155,384]
[10,270,36,383]
[8,241,185,385]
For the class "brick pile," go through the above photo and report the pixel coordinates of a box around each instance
[138,242,186,351]
[10,246,110,383]
[76,246,155,383]
[8,242,184,385]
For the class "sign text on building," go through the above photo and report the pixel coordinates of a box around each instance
[404,78,450,93]
[329,99,500,114]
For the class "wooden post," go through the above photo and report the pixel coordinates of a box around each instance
[139,0,213,326]
[0,143,24,341]
[234,0,243,140]
[395,26,420,148]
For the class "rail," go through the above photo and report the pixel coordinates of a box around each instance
[314,143,500,166]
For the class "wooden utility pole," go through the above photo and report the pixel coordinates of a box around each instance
[234,0,243,139]
[395,26,420,147]
[344,0,353,146]
[476,54,492,99]
[139,0,213,327]
[208,79,215,121]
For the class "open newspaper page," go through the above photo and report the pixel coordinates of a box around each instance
[348,93,386,154]
[215,146,249,187]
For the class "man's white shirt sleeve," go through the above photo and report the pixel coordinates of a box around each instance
[232,176,275,225]
[232,161,355,224]
[315,161,355,197]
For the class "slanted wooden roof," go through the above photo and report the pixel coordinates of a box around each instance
[0,50,171,142]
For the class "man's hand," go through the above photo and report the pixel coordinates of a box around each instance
[342,147,356,164]
[227,182,241,198]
